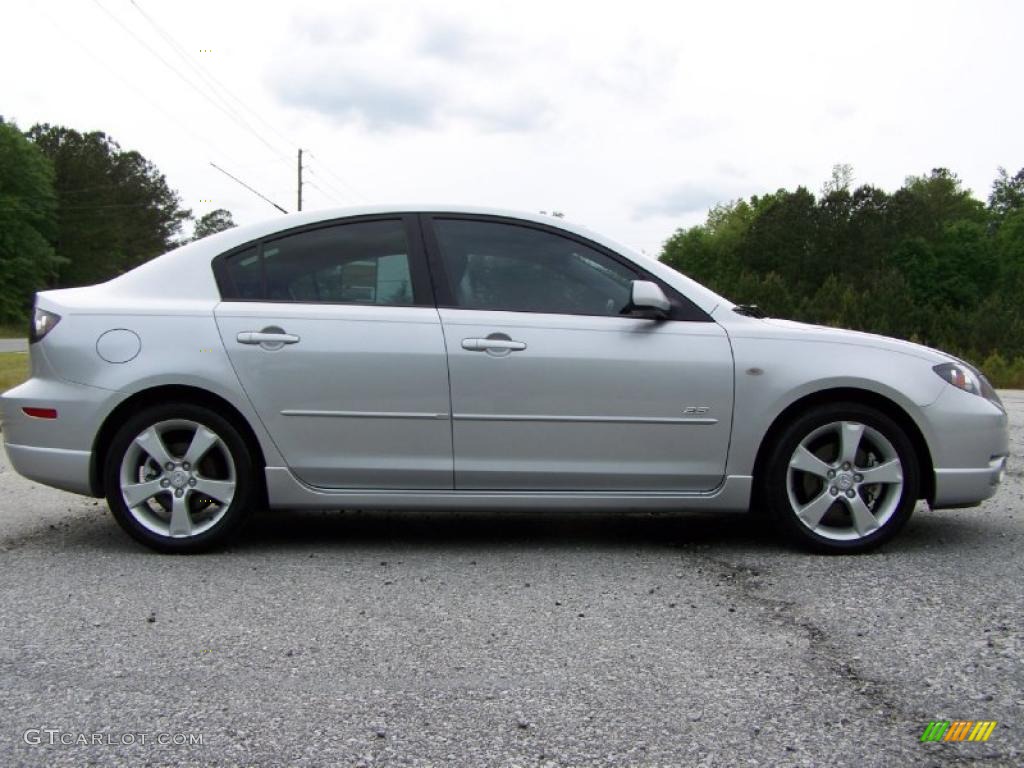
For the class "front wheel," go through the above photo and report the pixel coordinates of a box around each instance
[103,403,257,553]
[763,402,920,553]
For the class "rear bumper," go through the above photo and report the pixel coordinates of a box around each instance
[2,442,93,495]
[2,373,115,497]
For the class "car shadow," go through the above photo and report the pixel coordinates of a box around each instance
[8,502,1004,558]
[227,507,773,553]
[223,505,1004,556]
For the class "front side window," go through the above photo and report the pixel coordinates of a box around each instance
[432,219,637,316]
[224,220,415,305]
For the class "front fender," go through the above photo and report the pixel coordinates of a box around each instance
[726,337,946,476]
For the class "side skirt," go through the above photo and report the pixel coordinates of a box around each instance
[264,467,753,513]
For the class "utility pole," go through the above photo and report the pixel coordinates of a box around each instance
[297,148,303,212]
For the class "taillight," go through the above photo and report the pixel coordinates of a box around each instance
[30,306,61,344]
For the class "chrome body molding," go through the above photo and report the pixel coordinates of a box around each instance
[281,410,450,420]
[450,413,718,425]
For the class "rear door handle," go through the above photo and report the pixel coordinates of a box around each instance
[461,338,527,352]
[237,331,300,345]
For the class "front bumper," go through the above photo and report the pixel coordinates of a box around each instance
[933,456,1008,509]
[923,385,1010,509]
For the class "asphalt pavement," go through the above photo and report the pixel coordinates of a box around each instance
[0,393,1021,767]
[0,338,27,353]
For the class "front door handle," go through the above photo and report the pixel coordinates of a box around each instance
[461,337,527,352]
[237,330,300,346]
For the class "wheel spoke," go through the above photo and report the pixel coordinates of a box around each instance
[838,422,865,466]
[168,493,192,537]
[122,479,164,508]
[191,478,235,506]
[797,489,836,529]
[790,445,832,478]
[134,427,176,468]
[183,427,219,466]
[859,459,903,485]
[844,493,879,536]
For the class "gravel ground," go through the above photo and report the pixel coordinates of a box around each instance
[0,393,1021,768]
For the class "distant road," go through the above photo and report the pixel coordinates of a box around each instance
[0,339,27,353]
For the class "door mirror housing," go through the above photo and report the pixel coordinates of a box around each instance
[625,280,671,318]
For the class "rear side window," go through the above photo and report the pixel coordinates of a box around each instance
[225,247,261,299]
[223,220,415,305]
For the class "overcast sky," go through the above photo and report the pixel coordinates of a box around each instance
[4,0,1022,254]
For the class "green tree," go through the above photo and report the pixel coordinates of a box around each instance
[889,168,985,242]
[656,165,1024,383]
[0,119,63,322]
[27,124,190,287]
[988,167,1024,222]
[193,208,236,241]
[739,187,818,288]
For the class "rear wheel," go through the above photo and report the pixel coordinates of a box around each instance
[104,402,257,553]
[764,402,920,553]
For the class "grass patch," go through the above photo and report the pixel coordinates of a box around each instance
[0,323,26,339]
[0,352,29,393]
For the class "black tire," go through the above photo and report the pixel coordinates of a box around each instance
[103,402,257,553]
[762,401,920,554]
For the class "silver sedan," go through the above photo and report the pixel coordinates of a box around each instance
[0,206,1009,553]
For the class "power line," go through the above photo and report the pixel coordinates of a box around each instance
[304,179,343,204]
[305,151,366,202]
[303,167,350,203]
[209,162,288,214]
[46,2,358,216]
[128,3,367,207]
[34,4,246,169]
[91,0,289,161]
[131,0,317,212]
[129,0,298,153]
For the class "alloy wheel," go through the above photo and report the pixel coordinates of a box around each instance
[785,420,904,542]
[118,419,236,539]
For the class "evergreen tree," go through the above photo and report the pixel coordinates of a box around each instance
[27,124,191,287]
[0,119,63,322]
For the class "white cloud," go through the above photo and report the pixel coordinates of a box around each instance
[634,181,752,219]
[3,0,1022,256]
[268,6,553,133]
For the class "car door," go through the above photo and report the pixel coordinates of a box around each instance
[213,216,453,489]
[422,215,734,492]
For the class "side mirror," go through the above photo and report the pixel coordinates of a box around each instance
[627,280,671,317]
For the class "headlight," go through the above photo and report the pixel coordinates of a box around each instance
[30,306,61,344]
[933,361,1004,409]
[933,362,981,394]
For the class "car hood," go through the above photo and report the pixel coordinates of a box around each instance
[720,313,955,364]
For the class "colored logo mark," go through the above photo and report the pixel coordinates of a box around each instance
[920,721,997,742]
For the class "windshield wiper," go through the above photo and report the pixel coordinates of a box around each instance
[733,304,767,318]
